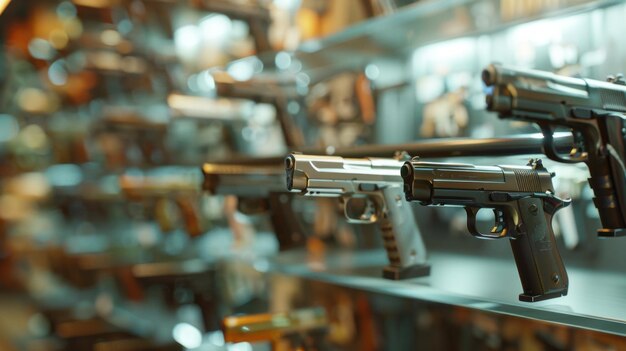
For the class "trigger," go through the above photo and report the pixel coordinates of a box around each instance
[490,209,506,234]
[361,198,377,222]
[569,130,588,159]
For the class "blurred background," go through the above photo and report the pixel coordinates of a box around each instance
[1,0,626,350]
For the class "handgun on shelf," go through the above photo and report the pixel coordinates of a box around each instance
[483,63,626,237]
[401,158,569,302]
[120,172,204,238]
[212,71,305,148]
[285,153,430,280]
[201,162,307,250]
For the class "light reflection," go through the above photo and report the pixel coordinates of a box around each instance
[45,164,83,187]
[206,330,225,346]
[0,114,19,143]
[0,0,11,15]
[508,18,562,47]
[63,17,83,39]
[48,60,68,86]
[16,89,57,113]
[100,29,122,46]
[66,51,87,72]
[415,75,445,103]
[121,56,146,74]
[412,37,476,77]
[580,49,607,68]
[229,20,249,40]
[296,85,308,96]
[56,1,76,19]
[20,124,48,150]
[273,0,300,10]
[117,19,133,34]
[187,74,200,92]
[199,14,232,44]
[275,51,291,70]
[28,38,55,60]
[548,44,577,68]
[197,71,216,94]
[71,0,110,8]
[174,25,201,57]
[172,322,203,349]
[4,172,50,200]
[250,103,275,124]
[169,94,243,120]
[289,58,302,73]
[228,342,253,351]
[296,72,310,86]
[49,29,69,49]
[365,64,380,80]
[227,61,255,81]
[287,100,300,114]
[253,259,270,272]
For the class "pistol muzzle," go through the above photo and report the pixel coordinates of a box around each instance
[285,154,295,171]
[401,162,433,203]
[481,65,498,86]
[400,162,415,199]
[285,155,306,191]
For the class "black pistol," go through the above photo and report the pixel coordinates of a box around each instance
[483,64,626,237]
[401,158,570,302]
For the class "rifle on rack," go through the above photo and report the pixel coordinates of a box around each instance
[285,153,430,280]
[401,158,570,302]
[483,64,626,237]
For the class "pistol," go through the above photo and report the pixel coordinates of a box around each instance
[202,163,307,250]
[212,71,305,148]
[119,172,204,238]
[401,158,570,301]
[285,153,430,280]
[483,64,626,237]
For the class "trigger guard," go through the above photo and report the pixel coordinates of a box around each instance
[465,207,482,237]
[541,125,587,164]
[465,207,508,239]
[344,197,377,224]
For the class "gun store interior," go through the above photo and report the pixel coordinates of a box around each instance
[2,0,626,350]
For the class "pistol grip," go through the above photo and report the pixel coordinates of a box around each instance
[594,113,626,236]
[268,193,307,250]
[510,198,568,302]
[175,197,204,238]
[379,187,430,280]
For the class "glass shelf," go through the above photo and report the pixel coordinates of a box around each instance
[239,0,622,82]
[256,248,626,336]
